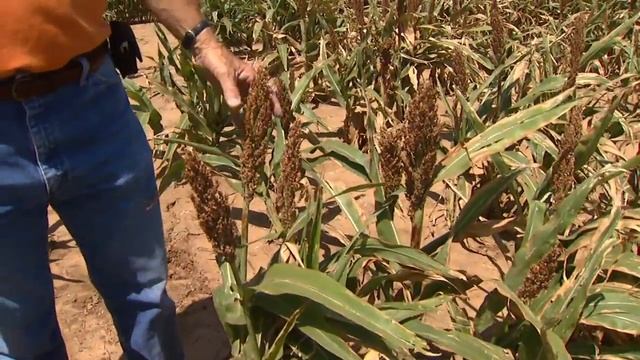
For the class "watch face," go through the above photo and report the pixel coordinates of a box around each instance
[182,31,195,50]
[182,21,212,50]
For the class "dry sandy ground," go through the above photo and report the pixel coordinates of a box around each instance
[49,24,506,359]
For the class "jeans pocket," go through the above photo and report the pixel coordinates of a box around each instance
[89,57,123,87]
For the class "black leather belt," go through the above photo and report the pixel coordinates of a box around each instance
[0,41,109,101]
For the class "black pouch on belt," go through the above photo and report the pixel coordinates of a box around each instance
[108,21,143,78]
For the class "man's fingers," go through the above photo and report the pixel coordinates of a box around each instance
[219,74,242,109]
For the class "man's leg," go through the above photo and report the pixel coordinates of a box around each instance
[42,59,182,360]
[0,101,67,359]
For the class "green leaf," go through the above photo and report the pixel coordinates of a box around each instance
[574,95,621,169]
[378,296,451,322]
[581,13,640,67]
[494,283,571,360]
[310,139,370,180]
[546,206,622,341]
[213,263,246,326]
[512,75,566,108]
[253,295,361,360]
[581,285,640,336]
[306,188,323,270]
[315,177,367,234]
[452,169,525,240]
[326,182,385,200]
[250,264,427,353]
[201,154,240,170]
[291,65,321,110]
[158,137,240,165]
[404,320,514,360]
[506,167,623,291]
[435,90,576,183]
[605,251,640,279]
[569,342,640,360]
[263,305,303,360]
[322,62,347,107]
[271,119,287,171]
[158,157,185,194]
[474,165,623,336]
[351,237,466,280]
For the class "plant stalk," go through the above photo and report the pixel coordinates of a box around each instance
[410,205,425,249]
[239,196,251,282]
[228,262,260,358]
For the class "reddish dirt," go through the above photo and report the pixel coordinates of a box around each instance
[49,24,507,359]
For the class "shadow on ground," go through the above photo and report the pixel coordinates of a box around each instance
[177,297,231,360]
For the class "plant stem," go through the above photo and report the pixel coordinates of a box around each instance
[410,205,425,249]
[239,196,251,282]
[228,262,260,358]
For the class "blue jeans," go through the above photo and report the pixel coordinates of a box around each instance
[0,57,183,359]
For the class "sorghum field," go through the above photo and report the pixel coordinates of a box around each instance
[50,0,640,359]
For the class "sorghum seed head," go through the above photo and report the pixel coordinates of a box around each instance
[274,78,294,135]
[451,48,469,93]
[353,0,365,26]
[564,14,588,90]
[295,0,308,17]
[402,81,440,217]
[184,151,239,262]
[552,106,583,203]
[379,127,404,198]
[407,0,420,14]
[276,118,305,229]
[381,0,390,16]
[489,0,505,63]
[241,68,273,201]
[518,245,564,301]
[378,38,396,108]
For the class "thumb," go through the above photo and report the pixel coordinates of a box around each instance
[218,73,242,109]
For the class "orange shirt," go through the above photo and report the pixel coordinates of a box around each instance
[0,1,110,78]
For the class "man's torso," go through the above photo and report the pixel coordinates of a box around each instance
[0,1,109,78]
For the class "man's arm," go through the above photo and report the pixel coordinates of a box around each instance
[142,0,276,111]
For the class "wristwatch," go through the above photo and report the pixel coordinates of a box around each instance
[181,20,213,50]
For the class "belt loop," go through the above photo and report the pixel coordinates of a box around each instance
[77,57,90,86]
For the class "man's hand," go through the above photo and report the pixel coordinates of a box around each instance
[193,30,255,109]
[142,0,281,114]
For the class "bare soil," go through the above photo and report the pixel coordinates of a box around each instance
[49,24,506,359]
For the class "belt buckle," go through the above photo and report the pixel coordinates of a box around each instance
[11,73,33,101]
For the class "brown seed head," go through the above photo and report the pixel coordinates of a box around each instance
[407,0,420,13]
[489,0,505,63]
[274,78,294,135]
[564,14,588,90]
[275,118,305,229]
[381,0,390,16]
[379,127,404,197]
[353,0,365,26]
[518,245,564,301]
[402,81,440,217]
[184,151,239,262]
[451,48,469,93]
[295,0,308,17]
[241,69,273,201]
[552,106,583,203]
[560,0,567,14]
[378,38,396,107]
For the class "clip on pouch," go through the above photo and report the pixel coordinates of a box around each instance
[108,21,143,78]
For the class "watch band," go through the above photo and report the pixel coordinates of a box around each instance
[181,20,213,50]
